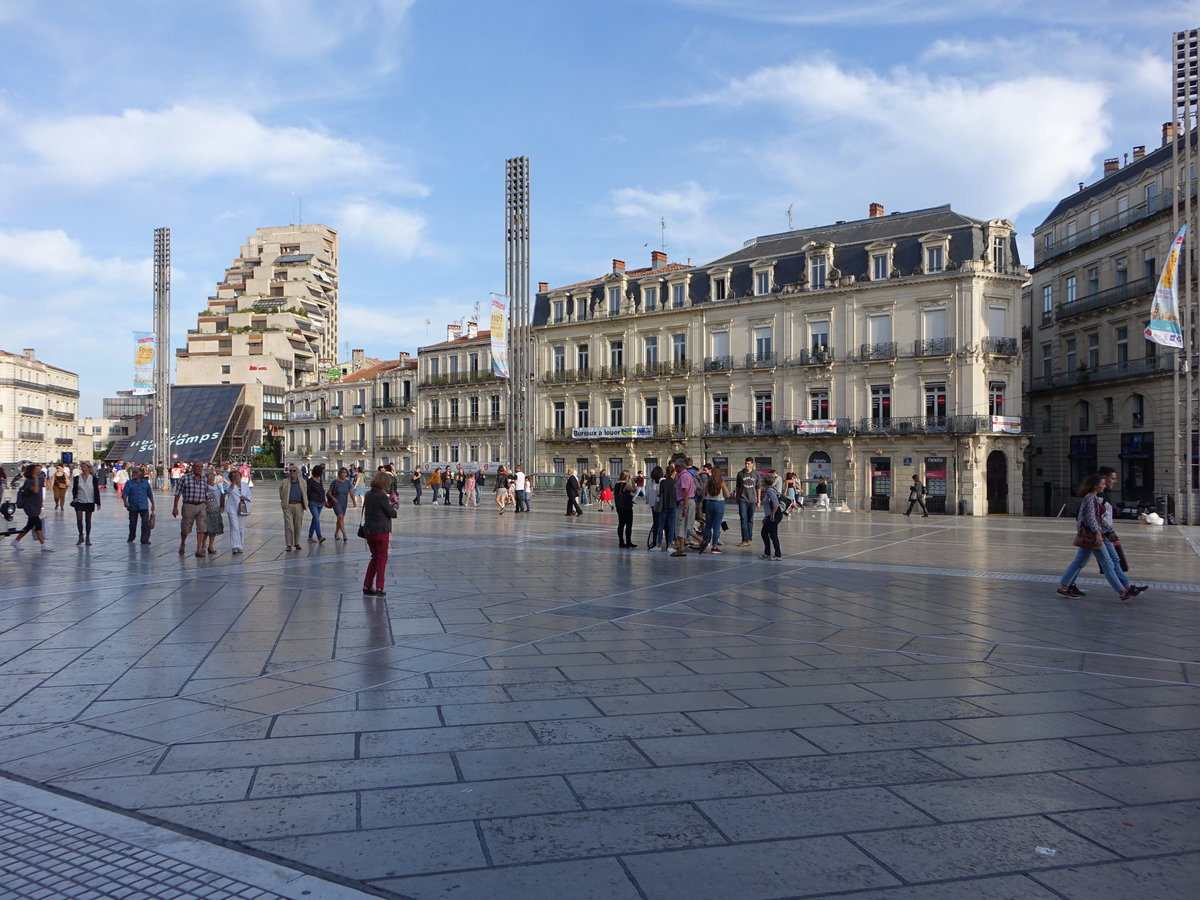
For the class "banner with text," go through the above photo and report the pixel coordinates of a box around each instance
[572,426,653,440]
[490,298,510,378]
[991,415,1022,434]
[132,332,155,395]
[1145,224,1186,349]
[793,419,838,435]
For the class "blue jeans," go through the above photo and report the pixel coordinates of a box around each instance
[738,500,755,542]
[701,498,725,546]
[308,503,324,539]
[658,507,677,546]
[1060,544,1123,592]
[1099,540,1129,586]
[581,488,590,505]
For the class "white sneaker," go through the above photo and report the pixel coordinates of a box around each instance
[11,541,21,550]
[40,544,54,552]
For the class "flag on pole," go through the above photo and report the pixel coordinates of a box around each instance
[132,332,155,395]
[1146,225,1186,349]
[490,298,510,378]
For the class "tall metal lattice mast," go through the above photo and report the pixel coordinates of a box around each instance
[505,157,534,470]
[153,227,172,487]
[1173,29,1198,524]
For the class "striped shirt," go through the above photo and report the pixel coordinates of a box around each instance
[174,472,208,504]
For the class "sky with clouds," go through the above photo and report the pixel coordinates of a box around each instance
[0,0,1193,413]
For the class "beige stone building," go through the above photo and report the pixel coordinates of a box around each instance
[417,323,507,470]
[284,353,417,474]
[175,224,339,444]
[1023,131,1181,517]
[0,348,80,466]
[534,206,1029,515]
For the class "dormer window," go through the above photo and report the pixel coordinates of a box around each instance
[671,282,686,307]
[756,271,770,295]
[553,300,564,323]
[917,232,951,276]
[644,286,658,311]
[713,277,727,301]
[872,254,889,281]
[865,240,896,281]
[607,287,621,316]
[810,255,827,289]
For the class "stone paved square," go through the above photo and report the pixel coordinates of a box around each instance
[2,500,1199,897]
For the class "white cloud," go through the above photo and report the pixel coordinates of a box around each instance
[334,199,429,260]
[0,227,147,282]
[12,105,423,193]
[689,59,1109,220]
[609,181,737,261]
[238,0,415,74]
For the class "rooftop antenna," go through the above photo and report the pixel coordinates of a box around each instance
[787,204,794,230]
[473,300,481,322]
[660,217,668,251]
[425,318,431,337]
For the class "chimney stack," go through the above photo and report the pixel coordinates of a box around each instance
[446,323,462,342]
[1132,145,1146,161]
[23,348,35,360]
[651,250,667,269]
[1103,157,1120,175]
[351,348,364,369]
[466,320,478,339]
[612,259,625,274]
[538,281,548,292]
[869,202,885,218]
[1163,121,1177,147]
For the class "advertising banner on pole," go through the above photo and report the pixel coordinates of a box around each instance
[490,298,510,378]
[1146,225,1186,349]
[132,332,155,395]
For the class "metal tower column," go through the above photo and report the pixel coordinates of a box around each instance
[153,227,172,488]
[505,157,534,470]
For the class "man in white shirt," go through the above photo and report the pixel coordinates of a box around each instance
[513,466,528,513]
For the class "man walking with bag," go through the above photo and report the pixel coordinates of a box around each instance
[904,474,928,517]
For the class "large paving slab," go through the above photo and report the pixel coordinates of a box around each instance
[1,497,1199,897]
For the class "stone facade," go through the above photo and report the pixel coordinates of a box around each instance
[1024,133,1182,517]
[533,206,1029,515]
[0,348,80,466]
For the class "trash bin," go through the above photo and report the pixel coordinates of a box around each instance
[957,499,967,516]
[1156,495,1168,517]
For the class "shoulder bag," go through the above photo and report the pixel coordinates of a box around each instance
[1072,497,1103,550]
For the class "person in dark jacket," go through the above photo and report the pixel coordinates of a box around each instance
[71,461,102,546]
[362,471,398,596]
[306,464,326,543]
[9,464,51,550]
[564,468,582,516]
[614,470,636,548]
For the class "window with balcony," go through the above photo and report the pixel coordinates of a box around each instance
[469,352,479,372]
[577,401,589,428]
[925,383,946,419]
[1143,247,1157,282]
[609,399,623,427]
[577,343,589,370]
[870,385,891,422]
[643,336,662,367]
[553,346,565,372]
[1087,267,1099,295]
[754,326,772,359]
[1087,332,1100,369]
[644,286,658,311]
[470,442,480,461]
[754,392,773,426]
[810,390,829,419]
[710,330,729,365]
[490,394,500,417]
[610,340,623,368]
[644,397,658,426]
[1042,285,1053,314]
[449,398,459,422]
[810,320,829,352]
[989,382,1006,416]
[1065,337,1077,373]
[553,402,566,430]
[672,333,687,363]
[1116,257,1128,286]
[430,399,440,421]
[673,395,687,427]
[431,444,441,463]
[449,355,459,375]
[1116,326,1128,366]
[712,393,729,426]
[1065,276,1077,305]
[429,358,439,376]
[450,443,460,463]
[1042,343,1052,379]
[470,396,479,420]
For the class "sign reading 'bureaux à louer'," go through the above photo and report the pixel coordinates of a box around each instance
[572,426,653,440]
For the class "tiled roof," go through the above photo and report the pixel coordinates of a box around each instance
[549,262,693,292]
[338,358,414,383]
[418,331,491,351]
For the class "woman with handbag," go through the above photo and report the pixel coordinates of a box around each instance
[328,467,353,542]
[1058,473,1134,601]
[760,474,783,560]
[362,470,397,596]
[71,462,101,546]
[225,468,252,554]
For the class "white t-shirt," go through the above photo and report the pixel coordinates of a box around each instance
[514,472,527,491]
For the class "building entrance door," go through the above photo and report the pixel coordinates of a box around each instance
[870,457,891,511]
[986,450,1008,514]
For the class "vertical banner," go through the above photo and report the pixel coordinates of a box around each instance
[1146,225,1186,348]
[132,332,156,395]
[490,298,510,378]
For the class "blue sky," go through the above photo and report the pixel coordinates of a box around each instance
[0,0,1192,414]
